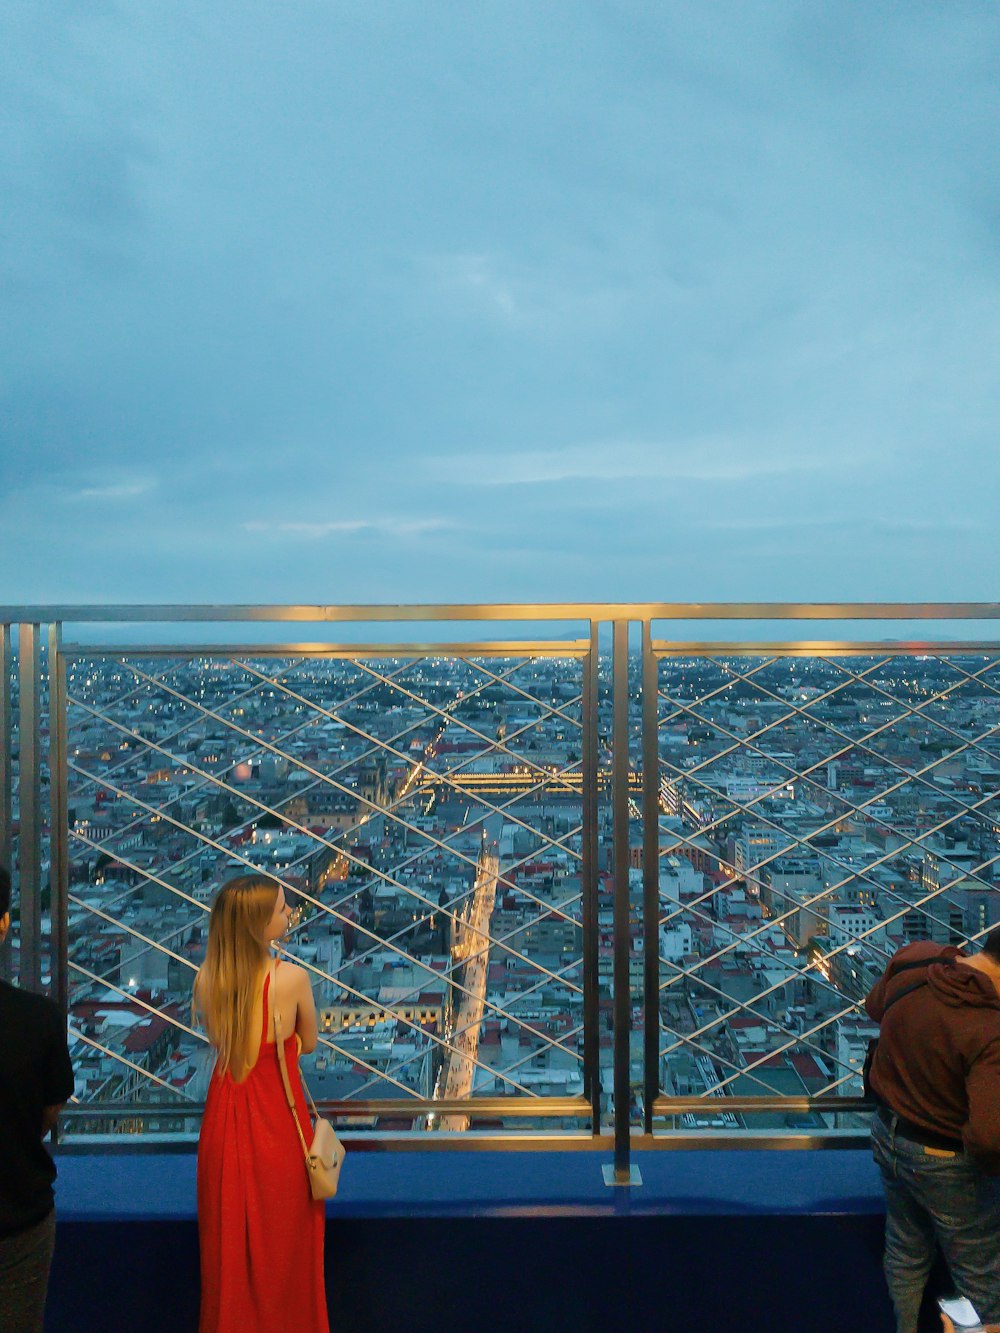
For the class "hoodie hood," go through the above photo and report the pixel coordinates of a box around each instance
[929,955,1000,1011]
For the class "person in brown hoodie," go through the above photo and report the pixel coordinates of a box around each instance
[866,929,1000,1333]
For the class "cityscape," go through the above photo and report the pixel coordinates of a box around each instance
[5,647,1000,1137]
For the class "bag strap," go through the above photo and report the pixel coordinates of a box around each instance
[882,955,955,1017]
[300,1071,322,1123]
[270,959,312,1163]
[882,977,929,1015]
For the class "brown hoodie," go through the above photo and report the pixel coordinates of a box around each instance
[865,941,1000,1173]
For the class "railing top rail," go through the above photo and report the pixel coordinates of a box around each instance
[59,1098,593,1119]
[59,640,592,659]
[4,601,1000,624]
[651,639,1000,655]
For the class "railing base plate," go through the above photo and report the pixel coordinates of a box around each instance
[602,1163,642,1187]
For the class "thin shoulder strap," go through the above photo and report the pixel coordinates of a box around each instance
[260,968,272,1046]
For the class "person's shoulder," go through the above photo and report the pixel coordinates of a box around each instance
[890,941,942,969]
[276,965,314,997]
[0,980,63,1026]
[275,959,310,988]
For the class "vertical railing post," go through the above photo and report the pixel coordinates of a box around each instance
[49,623,69,1017]
[0,624,12,984]
[18,622,43,994]
[605,618,637,1183]
[582,620,600,1126]
[642,621,659,1132]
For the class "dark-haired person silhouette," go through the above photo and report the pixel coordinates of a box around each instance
[0,864,74,1333]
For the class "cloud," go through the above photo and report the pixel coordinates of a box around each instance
[427,438,854,487]
[2,3,999,605]
[242,517,457,540]
[69,478,158,502]
[701,513,985,537]
[429,253,520,319]
[876,516,986,535]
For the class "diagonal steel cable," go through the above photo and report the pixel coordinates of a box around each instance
[68,762,580,1072]
[653,993,817,1099]
[68,754,588,1030]
[680,650,1000,833]
[655,950,862,1081]
[659,682,1000,914]
[651,652,905,777]
[68,1026,197,1101]
[234,655,586,865]
[67,760,584,1023]
[652,650,966,806]
[72,677,577,921]
[67,656,589,945]
[335,820,585,986]
[707,1000,865,1097]
[656,789,1000,1013]
[350,657,585,791]
[65,708,449,929]
[67,881,457,1100]
[326,850,585,1070]
[653,879,874,1077]
[652,686,1000,957]
[655,881,866,1054]
[351,964,587,1097]
[71,867,530,1100]
[66,691,588,970]
[654,685,1000,941]
[245,653,594,853]
[651,713,1000,1035]
[657,868,997,1061]
[719,650,1000,808]
[337,868,584,1016]
[66,656,315,802]
[456,654,588,730]
[68,828,211,916]
[283,953,538,1101]
[69,961,207,1045]
[66,655,418,852]
[657,836,1000,1062]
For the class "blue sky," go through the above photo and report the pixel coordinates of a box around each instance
[2,1,999,608]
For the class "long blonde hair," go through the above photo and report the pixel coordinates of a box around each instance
[195,874,279,1081]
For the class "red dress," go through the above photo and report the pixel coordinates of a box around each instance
[198,969,329,1333]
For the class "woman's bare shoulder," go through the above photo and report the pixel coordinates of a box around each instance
[275,958,310,987]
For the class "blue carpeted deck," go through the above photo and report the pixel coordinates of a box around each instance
[55,1146,887,1219]
[48,1148,937,1332]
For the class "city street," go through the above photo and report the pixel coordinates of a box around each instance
[437,831,501,1131]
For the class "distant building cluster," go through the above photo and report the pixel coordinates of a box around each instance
[647,655,1000,1126]
[6,651,999,1135]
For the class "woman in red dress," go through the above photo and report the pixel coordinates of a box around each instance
[194,874,329,1333]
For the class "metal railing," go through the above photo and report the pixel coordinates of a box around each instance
[3,603,1000,1177]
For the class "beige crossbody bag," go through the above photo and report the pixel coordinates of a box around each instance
[270,960,345,1200]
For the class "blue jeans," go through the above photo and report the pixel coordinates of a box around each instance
[0,1209,56,1333]
[872,1111,1000,1333]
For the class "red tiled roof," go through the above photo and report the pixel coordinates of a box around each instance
[790,1053,825,1081]
[123,1015,170,1054]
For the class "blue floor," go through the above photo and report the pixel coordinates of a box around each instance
[47,1148,941,1332]
[55,1145,887,1219]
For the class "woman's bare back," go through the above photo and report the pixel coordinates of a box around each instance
[195,958,314,1079]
